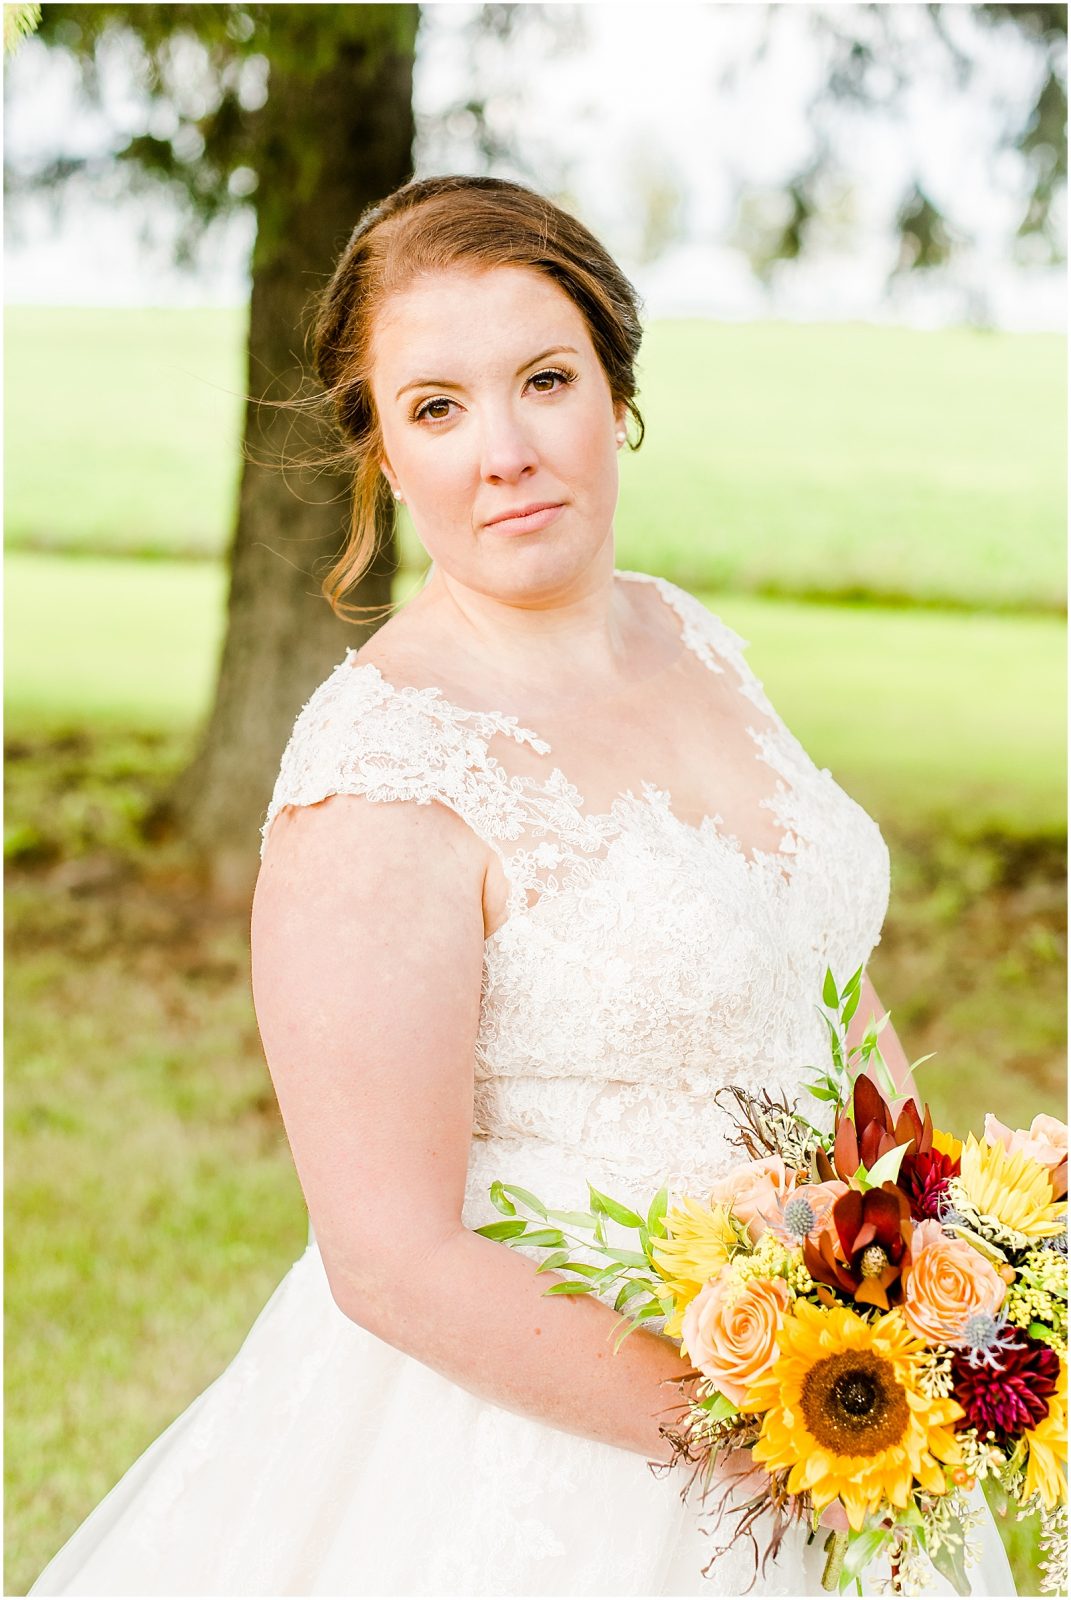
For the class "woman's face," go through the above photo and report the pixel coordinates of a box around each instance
[369,264,627,597]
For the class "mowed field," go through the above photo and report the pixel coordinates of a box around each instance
[5,306,1066,609]
[4,306,1065,1596]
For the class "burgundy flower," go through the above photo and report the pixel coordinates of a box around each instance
[951,1332,1060,1446]
[899,1146,960,1221]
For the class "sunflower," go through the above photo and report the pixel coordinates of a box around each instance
[651,1197,738,1339]
[955,1134,1065,1243]
[740,1301,963,1530]
[1023,1359,1068,1511]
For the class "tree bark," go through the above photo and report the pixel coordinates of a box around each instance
[166,7,419,902]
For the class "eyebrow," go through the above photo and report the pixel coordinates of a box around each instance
[394,346,580,402]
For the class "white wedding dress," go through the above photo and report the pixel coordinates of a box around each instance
[29,571,1017,1597]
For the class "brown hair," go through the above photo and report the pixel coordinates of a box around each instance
[309,174,646,620]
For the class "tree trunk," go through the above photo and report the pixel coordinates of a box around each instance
[166,7,419,902]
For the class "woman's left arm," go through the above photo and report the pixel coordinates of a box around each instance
[844,970,921,1110]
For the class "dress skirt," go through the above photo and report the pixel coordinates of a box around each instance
[28,1239,1018,1598]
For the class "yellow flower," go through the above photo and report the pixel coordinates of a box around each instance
[1024,1359,1068,1510]
[651,1197,738,1339]
[958,1133,1065,1240]
[740,1301,963,1531]
[932,1127,963,1162]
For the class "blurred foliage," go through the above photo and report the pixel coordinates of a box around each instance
[9,4,1067,279]
[3,2,41,54]
[726,3,1067,281]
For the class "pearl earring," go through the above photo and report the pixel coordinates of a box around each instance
[392,489,403,502]
[616,430,626,444]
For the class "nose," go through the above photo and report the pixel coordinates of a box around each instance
[478,406,539,485]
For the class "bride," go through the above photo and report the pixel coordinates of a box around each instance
[29,175,1018,1596]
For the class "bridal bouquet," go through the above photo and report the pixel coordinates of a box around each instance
[479,968,1068,1596]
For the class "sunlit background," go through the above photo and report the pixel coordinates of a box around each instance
[4,4,1066,1595]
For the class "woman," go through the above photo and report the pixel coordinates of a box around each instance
[29,176,1017,1596]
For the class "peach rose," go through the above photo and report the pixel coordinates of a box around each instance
[984,1113,1067,1177]
[708,1156,791,1243]
[902,1219,1005,1343]
[681,1267,791,1405]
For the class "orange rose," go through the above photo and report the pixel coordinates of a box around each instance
[902,1219,1006,1343]
[681,1268,791,1405]
[708,1156,791,1243]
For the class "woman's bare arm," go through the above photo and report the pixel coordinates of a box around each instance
[251,793,696,1463]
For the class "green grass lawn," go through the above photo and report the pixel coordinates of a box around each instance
[5,307,1065,610]
[6,550,1065,836]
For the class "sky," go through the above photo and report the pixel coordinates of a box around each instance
[2,1,1066,329]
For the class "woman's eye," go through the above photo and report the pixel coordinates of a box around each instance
[413,396,456,423]
[412,367,576,425]
[528,366,575,393]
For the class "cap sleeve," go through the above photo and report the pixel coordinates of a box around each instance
[259,656,552,867]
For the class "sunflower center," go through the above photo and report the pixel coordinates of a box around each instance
[799,1350,910,1457]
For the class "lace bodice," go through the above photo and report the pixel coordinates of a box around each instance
[260,570,890,1257]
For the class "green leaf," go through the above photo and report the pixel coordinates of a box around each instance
[864,1139,912,1188]
[907,1052,936,1076]
[520,1228,566,1249]
[500,1184,548,1219]
[647,1185,669,1241]
[535,1250,570,1274]
[614,1278,652,1311]
[473,1218,529,1240]
[926,1527,972,1597]
[560,1260,604,1278]
[542,1280,596,1295]
[839,1528,886,1584]
[588,1185,645,1229]
[707,1392,739,1422]
[823,967,840,1008]
[489,1180,517,1217]
[841,964,864,1000]
[841,986,861,1027]
[546,1209,598,1230]
[601,1247,650,1267]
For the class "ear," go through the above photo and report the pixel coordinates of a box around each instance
[380,460,400,498]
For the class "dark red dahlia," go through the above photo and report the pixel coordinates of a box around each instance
[899,1146,960,1221]
[951,1333,1060,1446]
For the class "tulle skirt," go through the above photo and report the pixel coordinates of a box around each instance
[28,1236,1018,1597]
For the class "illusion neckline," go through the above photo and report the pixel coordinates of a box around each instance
[340,570,811,943]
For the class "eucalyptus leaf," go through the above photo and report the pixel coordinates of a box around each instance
[560,1261,604,1278]
[542,1280,597,1295]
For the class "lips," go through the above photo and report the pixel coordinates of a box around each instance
[483,502,566,536]
[485,501,563,527]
